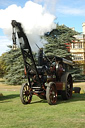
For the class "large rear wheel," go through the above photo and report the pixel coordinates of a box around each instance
[46,82,57,105]
[61,73,73,100]
[20,83,32,104]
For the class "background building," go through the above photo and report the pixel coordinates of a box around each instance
[70,23,85,74]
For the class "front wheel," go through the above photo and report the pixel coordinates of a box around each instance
[20,83,32,104]
[46,82,57,105]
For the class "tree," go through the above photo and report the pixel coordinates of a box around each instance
[0,54,7,77]
[44,24,78,60]
[1,48,26,85]
[1,45,37,85]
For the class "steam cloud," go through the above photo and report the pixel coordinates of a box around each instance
[0,1,56,51]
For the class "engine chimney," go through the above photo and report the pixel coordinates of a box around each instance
[38,48,43,66]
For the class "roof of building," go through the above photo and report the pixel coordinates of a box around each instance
[74,34,83,39]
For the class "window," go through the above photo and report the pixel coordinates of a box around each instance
[72,54,83,60]
[73,42,82,49]
[79,43,82,48]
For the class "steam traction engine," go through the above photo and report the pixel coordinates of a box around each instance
[11,20,73,105]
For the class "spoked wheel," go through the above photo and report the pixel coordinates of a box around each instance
[20,83,32,104]
[61,73,73,100]
[46,82,57,105]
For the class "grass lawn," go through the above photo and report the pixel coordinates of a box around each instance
[0,79,85,128]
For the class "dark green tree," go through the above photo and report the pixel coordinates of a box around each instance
[1,48,26,85]
[0,54,7,77]
[1,45,37,85]
[44,24,78,60]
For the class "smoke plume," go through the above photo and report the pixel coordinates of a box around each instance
[0,1,56,51]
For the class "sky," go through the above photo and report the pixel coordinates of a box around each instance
[0,0,85,55]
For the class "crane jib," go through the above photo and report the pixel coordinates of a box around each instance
[11,20,41,88]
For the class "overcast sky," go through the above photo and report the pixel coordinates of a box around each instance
[0,0,85,55]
